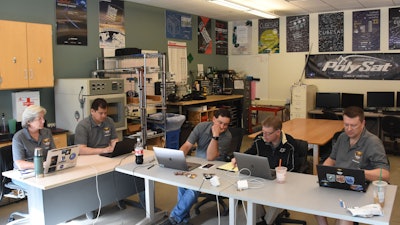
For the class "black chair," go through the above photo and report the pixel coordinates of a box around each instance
[321,109,340,120]
[0,145,29,222]
[273,139,309,225]
[381,116,400,155]
[194,127,245,216]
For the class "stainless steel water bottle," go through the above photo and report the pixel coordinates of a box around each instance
[34,147,44,178]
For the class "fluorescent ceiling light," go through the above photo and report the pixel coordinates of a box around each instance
[208,0,278,19]
[248,10,278,19]
[209,0,250,11]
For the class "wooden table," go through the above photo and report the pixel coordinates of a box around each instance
[249,118,344,175]
[248,105,285,133]
[167,94,243,114]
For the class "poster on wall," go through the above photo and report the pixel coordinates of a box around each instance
[99,0,125,49]
[389,7,400,50]
[231,20,252,55]
[198,16,212,54]
[215,20,228,55]
[287,15,309,52]
[56,0,87,45]
[318,12,344,52]
[305,54,400,80]
[352,10,380,51]
[166,10,192,40]
[258,18,279,54]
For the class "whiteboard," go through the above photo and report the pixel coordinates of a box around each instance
[229,54,269,99]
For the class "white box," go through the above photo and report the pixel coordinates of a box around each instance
[12,91,40,122]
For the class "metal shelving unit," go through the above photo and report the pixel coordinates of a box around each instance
[95,53,167,147]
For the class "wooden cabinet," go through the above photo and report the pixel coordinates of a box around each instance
[290,84,317,119]
[53,133,68,148]
[0,20,54,90]
[188,108,218,126]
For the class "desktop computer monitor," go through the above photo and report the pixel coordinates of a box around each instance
[341,93,364,109]
[366,92,395,108]
[397,92,400,107]
[315,92,341,109]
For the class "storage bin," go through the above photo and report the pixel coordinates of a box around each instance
[148,113,186,132]
[166,129,181,149]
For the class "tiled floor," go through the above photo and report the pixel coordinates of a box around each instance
[1,136,399,225]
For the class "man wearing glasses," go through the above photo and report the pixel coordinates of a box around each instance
[231,116,297,225]
[161,108,232,225]
[315,106,389,225]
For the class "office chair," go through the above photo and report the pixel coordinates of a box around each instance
[0,145,29,222]
[321,109,340,120]
[381,116,400,155]
[273,139,308,225]
[194,127,245,216]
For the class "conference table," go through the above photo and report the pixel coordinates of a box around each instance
[116,151,397,225]
[2,153,146,225]
[248,118,344,175]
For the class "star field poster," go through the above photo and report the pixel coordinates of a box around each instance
[287,15,309,52]
[318,12,344,52]
[56,0,87,45]
[258,18,279,54]
[198,16,212,54]
[166,10,192,40]
[215,20,228,55]
[389,7,400,50]
[352,10,380,51]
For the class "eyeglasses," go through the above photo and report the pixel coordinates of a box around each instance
[263,130,278,136]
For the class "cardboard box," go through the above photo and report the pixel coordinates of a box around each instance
[12,91,40,122]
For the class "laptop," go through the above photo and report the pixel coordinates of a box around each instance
[153,147,201,171]
[99,138,136,158]
[316,164,369,192]
[233,152,276,180]
[43,145,80,174]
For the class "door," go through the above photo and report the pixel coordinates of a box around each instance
[0,20,29,89]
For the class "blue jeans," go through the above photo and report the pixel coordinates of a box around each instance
[169,187,199,223]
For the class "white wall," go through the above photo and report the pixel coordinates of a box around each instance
[229,6,400,106]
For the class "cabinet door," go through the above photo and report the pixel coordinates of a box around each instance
[26,23,54,88]
[0,20,29,89]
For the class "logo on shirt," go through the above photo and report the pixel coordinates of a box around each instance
[43,138,51,149]
[279,148,286,153]
[103,127,111,137]
[351,151,363,166]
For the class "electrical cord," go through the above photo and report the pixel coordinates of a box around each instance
[89,165,101,225]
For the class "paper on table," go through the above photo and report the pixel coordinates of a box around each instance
[217,162,238,172]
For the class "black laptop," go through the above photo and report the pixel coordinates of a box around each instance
[99,138,136,158]
[316,164,369,192]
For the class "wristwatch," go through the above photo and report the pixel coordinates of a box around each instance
[212,136,219,141]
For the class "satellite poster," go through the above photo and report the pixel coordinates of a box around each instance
[198,16,212,54]
[318,12,344,52]
[215,20,228,55]
[389,7,400,50]
[166,10,192,40]
[286,15,309,52]
[99,0,125,49]
[258,18,279,54]
[352,10,380,51]
[56,0,87,45]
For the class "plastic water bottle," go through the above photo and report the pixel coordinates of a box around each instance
[1,113,7,133]
[34,147,44,178]
[135,138,144,164]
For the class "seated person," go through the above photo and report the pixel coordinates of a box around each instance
[315,106,390,225]
[74,98,118,154]
[231,116,296,225]
[161,108,232,225]
[12,105,56,188]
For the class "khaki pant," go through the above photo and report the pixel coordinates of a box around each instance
[256,204,283,224]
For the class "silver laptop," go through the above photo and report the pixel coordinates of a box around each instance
[43,145,79,174]
[153,147,201,171]
[234,152,276,180]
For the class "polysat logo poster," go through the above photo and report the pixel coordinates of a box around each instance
[305,54,400,80]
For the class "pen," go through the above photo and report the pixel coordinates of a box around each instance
[147,164,155,170]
